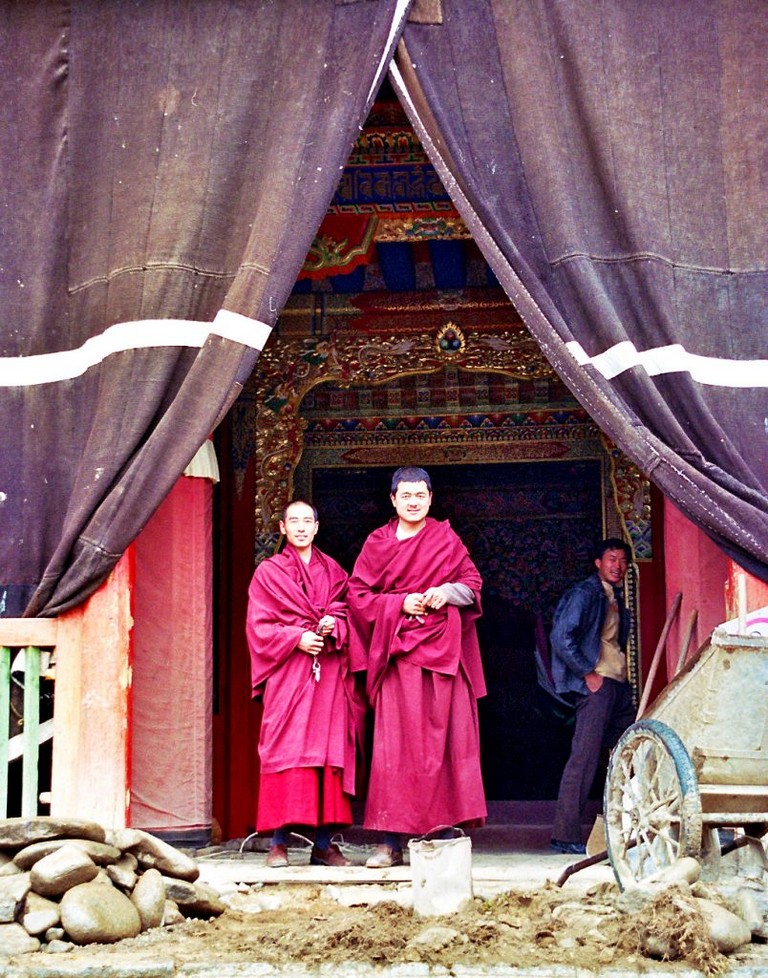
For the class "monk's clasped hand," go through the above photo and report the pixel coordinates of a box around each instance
[402,592,426,621]
[316,614,335,636]
[422,586,447,610]
[299,630,325,654]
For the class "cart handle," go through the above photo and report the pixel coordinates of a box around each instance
[636,591,682,720]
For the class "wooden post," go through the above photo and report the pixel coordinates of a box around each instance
[51,552,134,828]
[725,562,768,626]
[21,646,40,817]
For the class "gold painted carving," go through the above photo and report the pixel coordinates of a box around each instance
[253,325,554,540]
[602,432,653,561]
[375,215,470,241]
[251,324,649,577]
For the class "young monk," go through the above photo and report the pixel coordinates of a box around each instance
[246,500,360,867]
[348,467,487,868]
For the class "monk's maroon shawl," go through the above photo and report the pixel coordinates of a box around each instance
[348,518,485,701]
[348,518,487,833]
[246,546,357,795]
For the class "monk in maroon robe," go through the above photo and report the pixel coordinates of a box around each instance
[348,467,487,868]
[246,500,359,868]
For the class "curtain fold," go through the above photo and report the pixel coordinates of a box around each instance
[393,0,768,580]
[0,0,411,616]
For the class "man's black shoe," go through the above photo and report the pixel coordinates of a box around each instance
[550,838,586,855]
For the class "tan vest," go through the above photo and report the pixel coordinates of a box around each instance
[594,580,627,682]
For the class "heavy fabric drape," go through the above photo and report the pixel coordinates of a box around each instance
[0,0,411,617]
[393,0,768,580]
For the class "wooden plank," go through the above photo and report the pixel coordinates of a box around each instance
[0,647,9,816]
[674,609,699,676]
[9,719,54,762]
[0,619,58,648]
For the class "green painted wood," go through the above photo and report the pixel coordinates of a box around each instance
[0,647,9,816]
[21,647,40,818]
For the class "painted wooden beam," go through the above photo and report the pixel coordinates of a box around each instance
[0,619,58,647]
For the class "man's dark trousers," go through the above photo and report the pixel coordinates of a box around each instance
[552,678,635,843]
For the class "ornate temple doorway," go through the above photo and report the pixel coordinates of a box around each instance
[211,85,660,837]
[242,322,651,805]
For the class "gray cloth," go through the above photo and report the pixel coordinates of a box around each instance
[440,582,474,607]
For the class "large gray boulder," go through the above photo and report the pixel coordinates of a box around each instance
[0,817,105,848]
[0,922,40,955]
[161,875,198,904]
[30,844,99,898]
[60,881,142,945]
[179,882,227,918]
[14,838,121,870]
[131,867,165,931]
[109,828,199,882]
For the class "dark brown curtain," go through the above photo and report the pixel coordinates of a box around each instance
[0,0,411,616]
[393,0,768,580]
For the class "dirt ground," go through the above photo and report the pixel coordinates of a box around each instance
[36,878,761,976]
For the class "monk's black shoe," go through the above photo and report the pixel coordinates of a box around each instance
[549,838,586,855]
[310,843,352,867]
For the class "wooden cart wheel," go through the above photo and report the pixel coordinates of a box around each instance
[604,718,702,890]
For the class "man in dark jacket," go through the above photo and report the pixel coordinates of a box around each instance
[550,538,635,854]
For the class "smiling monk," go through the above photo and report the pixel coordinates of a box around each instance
[348,467,487,868]
[246,500,361,869]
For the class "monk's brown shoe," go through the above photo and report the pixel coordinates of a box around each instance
[265,843,289,868]
[365,844,404,868]
[310,843,352,867]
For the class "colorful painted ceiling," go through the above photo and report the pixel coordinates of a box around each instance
[291,87,499,298]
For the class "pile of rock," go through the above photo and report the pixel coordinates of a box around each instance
[0,816,225,955]
[614,852,767,959]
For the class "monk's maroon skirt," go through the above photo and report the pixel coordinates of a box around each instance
[256,765,352,831]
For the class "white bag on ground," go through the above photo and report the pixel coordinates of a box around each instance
[408,827,473,916]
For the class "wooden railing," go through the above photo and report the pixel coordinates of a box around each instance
[0,618,57,817]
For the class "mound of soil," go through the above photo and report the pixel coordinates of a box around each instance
[30,880,748,976]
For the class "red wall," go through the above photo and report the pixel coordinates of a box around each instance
[663,499,728,680]
[211,422,262,841]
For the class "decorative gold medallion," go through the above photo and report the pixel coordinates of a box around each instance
[435,322,465,356]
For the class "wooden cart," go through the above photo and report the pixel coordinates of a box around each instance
[604,626,768,889]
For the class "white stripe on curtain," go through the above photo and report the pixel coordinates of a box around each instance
[566,340,768,388]
[0,309,271,388]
